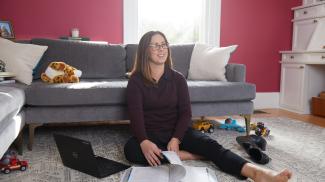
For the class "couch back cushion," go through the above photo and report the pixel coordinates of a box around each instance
[125,44,194,77]
[31,39,126,79]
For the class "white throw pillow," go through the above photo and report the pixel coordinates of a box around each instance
[188,44,238,81]
[0,37,48,85]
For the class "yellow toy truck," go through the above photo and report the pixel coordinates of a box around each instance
[192,120,214,133]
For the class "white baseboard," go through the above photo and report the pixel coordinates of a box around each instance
[253,92,279,109]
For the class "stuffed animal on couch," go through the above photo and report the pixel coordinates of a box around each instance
[41,61,82,83]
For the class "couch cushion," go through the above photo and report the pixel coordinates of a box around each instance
[187,81,256,102]
[0,38,48,85]
[26,80,255,107]
[0,86,25,124]
[31,39,126,79]
[125,44,137,72]
[25,79,128,106]
[125,44,194,77]
[188,44,237,81]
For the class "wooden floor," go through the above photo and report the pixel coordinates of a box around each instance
[252,108,325,128]
[201,108,325,128]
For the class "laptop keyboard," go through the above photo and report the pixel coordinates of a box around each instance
[95,156,129,175]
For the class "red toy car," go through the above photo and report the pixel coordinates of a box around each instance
[0,151,28,174]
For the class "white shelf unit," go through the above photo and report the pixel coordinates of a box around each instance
[280,2,325,114]
[301,0,325,7]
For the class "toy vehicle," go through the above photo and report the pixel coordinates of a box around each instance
[250,123,257,130]
[255,127,270,137]
[192,120,214,133]
[219,118,246,132]
[250,122,270,137]
[0,150,28,174]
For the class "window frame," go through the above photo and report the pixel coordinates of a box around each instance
[123,0,221,46]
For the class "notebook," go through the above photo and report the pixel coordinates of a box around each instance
[120,151,218,182]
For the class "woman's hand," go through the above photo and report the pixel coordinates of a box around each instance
[167,137,180,154]
[140,139,163,166]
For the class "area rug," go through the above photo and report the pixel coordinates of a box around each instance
[0,117,324,182]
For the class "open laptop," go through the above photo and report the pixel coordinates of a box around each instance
[53,133,130,178]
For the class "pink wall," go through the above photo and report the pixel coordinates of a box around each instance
[221,0,302,92]
[0,0,123,43]
[0,0,302,92]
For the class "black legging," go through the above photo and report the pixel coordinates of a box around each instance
[124,128,248,179]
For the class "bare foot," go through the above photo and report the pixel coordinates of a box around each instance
[178,150,204,161]
[254,168,292,182]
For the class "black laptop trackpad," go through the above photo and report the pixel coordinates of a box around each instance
[95,156,130,176]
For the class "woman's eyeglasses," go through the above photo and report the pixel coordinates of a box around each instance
[148,43,169,51]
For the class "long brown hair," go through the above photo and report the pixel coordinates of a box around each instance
[129,31,173,85]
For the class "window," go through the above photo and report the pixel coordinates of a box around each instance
[124,0,221,46]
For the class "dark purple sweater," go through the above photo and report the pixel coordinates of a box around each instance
[126,67,192,143]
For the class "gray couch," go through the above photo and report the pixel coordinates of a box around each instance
[0,85,25,157]
[0,38,256,153]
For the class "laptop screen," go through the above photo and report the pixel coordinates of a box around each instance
[53,133,130,178]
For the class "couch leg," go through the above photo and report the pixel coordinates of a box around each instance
[242,114,251,136]
[14,130,24,155]
[28,123,43,151]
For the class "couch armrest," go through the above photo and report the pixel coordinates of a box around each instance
[225,63,246,82]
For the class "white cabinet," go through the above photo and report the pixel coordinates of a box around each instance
[303,0,325,6]
[292,18,318,50]
[280,63,325,114]
[303,0,313,6]
[281,51,325,64]
[294,3,325,19]
[280,64,305,112]
[292,17,325,51]
[280,1,325,114]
